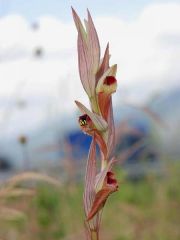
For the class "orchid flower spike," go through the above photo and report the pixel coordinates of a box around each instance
[72,8,119,240]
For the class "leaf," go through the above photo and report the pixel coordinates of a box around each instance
[83,137,96,230]
[83,137,96,215]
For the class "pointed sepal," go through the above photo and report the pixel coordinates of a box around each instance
[96,43,110,81]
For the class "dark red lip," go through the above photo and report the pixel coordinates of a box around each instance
[103,76,117,85]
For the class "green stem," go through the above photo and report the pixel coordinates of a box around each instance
[90,96,100,114]
[101,158,108,171]
[91,230,99,240]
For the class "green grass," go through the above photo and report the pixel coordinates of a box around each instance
[0,161,180,240]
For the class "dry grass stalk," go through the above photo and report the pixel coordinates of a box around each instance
[3,171,61,188]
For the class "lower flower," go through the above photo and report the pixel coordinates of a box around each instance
[87,171,118,221]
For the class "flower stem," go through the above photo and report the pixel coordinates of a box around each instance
[90,96,100,114]
[101,158,108,171]
[91,230,99,240]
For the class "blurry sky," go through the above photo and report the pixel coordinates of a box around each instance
[0,0,180,136]
[1,0,178,21]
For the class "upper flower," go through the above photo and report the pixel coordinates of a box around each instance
[72,8,118,116]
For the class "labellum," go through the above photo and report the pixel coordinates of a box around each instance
[79,114,94,134]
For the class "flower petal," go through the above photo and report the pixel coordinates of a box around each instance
[75,101,108,132]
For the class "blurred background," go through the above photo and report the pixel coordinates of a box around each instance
[0,0,180,239]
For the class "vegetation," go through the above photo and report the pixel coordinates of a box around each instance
[0,161,179,240]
